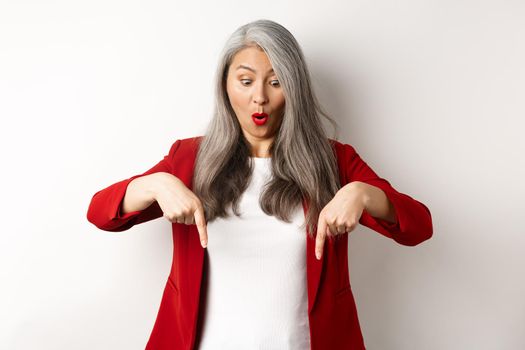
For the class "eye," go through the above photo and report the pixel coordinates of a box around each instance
[239,78,280,87]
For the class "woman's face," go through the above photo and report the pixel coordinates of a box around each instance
[226,46,285,155]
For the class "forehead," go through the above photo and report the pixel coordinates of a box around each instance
[230,46,273,71]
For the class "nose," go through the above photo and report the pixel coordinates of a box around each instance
[253,81,268,105]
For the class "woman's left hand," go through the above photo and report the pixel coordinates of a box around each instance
[315,181,368,260]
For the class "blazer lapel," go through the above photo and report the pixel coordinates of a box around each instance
[302,198,325,315]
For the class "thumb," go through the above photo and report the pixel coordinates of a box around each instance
[194,205,208,248]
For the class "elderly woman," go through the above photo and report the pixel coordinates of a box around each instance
[87,19,433,350]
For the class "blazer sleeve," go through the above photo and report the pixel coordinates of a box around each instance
[343,143,433,246]
[86,139,181,232]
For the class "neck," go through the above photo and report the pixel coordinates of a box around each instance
[244,134,273,158]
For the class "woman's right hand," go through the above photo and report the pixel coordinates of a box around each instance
[149,172,208,248]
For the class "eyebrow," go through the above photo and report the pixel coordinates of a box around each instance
[236,64,274,74]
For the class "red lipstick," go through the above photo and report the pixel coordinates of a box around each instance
[252,112,269,126]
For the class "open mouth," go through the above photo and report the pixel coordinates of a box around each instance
[252,113,269,125]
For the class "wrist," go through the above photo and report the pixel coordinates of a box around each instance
[343,181,371,209]
[133,173,160,203]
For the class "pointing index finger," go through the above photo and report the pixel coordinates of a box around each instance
[316,217,327,260]
[194,205,208,248]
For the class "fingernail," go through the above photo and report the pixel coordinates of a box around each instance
[316,251,321,260]
[201,240,207,248]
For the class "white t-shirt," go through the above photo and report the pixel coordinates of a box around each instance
[197,156,311,350]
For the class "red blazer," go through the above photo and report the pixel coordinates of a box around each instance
[87,136,433,350]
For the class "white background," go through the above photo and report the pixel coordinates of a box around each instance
[1,0,524,349]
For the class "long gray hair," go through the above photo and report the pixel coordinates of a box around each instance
[192,19,342,238]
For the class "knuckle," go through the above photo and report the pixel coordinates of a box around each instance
[193,198,202,208]
[165,213,177,221]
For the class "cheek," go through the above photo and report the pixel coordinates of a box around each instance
[227,84,246,109]
[273,93,286,111]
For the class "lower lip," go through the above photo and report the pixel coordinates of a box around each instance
[252,115,268,125]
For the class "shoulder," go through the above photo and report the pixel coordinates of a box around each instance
[173,135,204,152]
[179,135,204,144]
[160,136,204,162]
[327,137,358,160]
